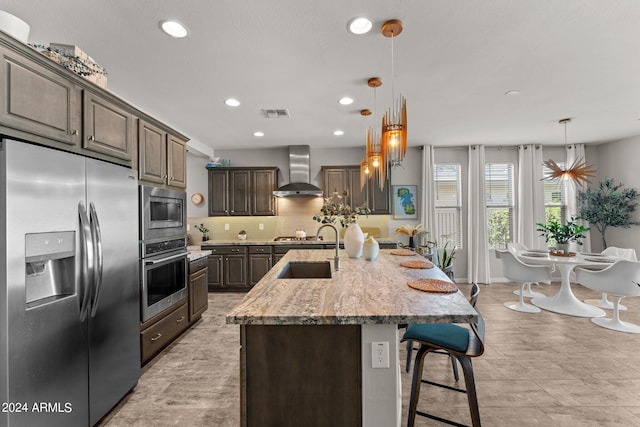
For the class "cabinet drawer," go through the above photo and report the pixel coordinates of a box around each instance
[204,246,248,255]
[140,302,189,364]
[249,245,273,254]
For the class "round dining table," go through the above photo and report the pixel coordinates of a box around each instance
[518,251,615,317]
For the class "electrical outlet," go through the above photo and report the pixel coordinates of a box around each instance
[259,223,264,230]
[371,341,389,369]
[224,224,230,231]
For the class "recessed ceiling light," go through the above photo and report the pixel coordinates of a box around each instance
[225,98,240,107]
[333,130,344,136]
[338,97,354,105]
[253,131,264,137]
[159,20,189,38]
[348,17,373,35]
[505,90,521,95]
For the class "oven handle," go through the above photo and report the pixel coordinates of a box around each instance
[144,250,188,265]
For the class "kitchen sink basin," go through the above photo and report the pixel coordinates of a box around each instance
[277,261,332,279]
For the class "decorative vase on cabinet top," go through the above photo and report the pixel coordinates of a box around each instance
[343,223,365,258]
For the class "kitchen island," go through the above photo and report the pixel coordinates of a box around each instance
[227,249,477,427]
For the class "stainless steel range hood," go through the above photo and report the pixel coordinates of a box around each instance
[273,145,323,197]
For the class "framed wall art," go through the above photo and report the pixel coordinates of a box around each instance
[392,185,418,219]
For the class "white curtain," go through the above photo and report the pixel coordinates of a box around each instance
[565,143,592,252]
[467,145,491,284]
[419,145,436,248]
[517,144,546,249]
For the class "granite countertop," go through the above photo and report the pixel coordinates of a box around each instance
[187,246,212,261]
[201,238,399,246]
[226,249,477,326]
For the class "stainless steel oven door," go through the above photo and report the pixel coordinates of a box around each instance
[140,249,188,322]
[140,186,187,241]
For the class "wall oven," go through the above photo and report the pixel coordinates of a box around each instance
[140,185,187,241]
[140,236,188,322]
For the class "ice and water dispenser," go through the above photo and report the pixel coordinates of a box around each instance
[25,231,75,307]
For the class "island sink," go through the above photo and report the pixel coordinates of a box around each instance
[277,261,332,279]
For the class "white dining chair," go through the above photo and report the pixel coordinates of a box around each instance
[574,260,640,333]
[495,249,553,313]
[507,242,546,299]
[584,247,637,310]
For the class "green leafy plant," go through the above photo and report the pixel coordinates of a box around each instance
[438,241,456,270]
[238,230,247,235]
[536,216,590,246]
[578,178,639,248]
[195,223,209,234]
[312,191,371,228]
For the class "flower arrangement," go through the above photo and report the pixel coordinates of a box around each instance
[313,191,371,228]
[395,224,428,238]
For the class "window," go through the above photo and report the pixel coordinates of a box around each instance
[434,164,463,249]
[485,163,514,249]
[543,162,567,225]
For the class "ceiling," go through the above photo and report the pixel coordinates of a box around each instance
[2,0,639,152]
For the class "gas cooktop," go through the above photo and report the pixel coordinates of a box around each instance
[273,236,323,242]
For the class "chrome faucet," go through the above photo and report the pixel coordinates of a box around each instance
[315,224,340,271]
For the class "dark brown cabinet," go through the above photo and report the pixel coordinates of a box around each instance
[138,119,187,189]
[83,89,134,162]
[208,167,278,217]
[249,246,272,286]
[188,257,209,323]
[205,246,248,291]
[0,46,81,146]
[140,301,189,365]
[321,166,390,214]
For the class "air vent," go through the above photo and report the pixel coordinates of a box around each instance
[262,108,290,118]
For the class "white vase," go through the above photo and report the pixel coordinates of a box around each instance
[343,223,365,258]
[363,237,380,261]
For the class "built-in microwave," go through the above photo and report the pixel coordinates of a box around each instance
[140,185,187,241]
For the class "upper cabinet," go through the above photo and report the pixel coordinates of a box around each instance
[321,165,390,214]
[82,89,134,161]
[138,119,187,189]
[0,35,189,177]
[0,45,81,146]
[208,167,278,217]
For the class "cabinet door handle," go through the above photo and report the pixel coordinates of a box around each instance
[169,176,174,181]
[87,135,95,141]
[150,333,162,342]
[71,129,79,135]
[176,316,185,323]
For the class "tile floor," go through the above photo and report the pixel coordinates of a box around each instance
[100,282,640,426]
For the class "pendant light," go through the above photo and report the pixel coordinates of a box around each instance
[380,19,407,168]
[542,118,596,186]
[363,77,386,190]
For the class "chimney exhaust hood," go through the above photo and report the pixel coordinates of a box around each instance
[273,145,323,197]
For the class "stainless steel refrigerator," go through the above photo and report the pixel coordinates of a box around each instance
[1,139,140,426]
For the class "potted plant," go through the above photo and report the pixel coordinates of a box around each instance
[536,216,590,253]
[195,223,209,241]
[238,230,247,240]
[578,178,639,248]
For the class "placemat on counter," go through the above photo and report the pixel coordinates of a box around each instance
[390,249,416,256]
[400,260,434,269]
[407,278,458,293]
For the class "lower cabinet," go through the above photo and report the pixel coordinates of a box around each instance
[249,246,272,286]
[206,246,248,291]
[188,260,209,323]
[140,301,189,365]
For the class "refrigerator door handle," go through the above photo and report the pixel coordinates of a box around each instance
[89,202,104,318]
[78,201,94,322]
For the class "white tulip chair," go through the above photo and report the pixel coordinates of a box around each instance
[584,247,637,310]
[507,242,546,299]
[574,260,640,333]
[496,249,553,313]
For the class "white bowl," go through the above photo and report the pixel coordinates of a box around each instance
[0,11,30,43]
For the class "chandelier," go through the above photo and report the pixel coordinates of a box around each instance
[380,19,407,167]
[542,118,596,186]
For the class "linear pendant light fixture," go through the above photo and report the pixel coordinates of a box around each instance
[363,77,386,191]
[380,19,407,168]
[542,118,596,186]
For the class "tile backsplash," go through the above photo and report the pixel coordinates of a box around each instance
[187,197,390,244]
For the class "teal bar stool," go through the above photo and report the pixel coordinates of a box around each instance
[402,283,485,427]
